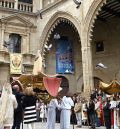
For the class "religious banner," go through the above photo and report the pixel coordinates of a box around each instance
[10,53,22,74]
[56,37,74,74]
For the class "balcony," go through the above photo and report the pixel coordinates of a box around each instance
[0,0,33,12]
[18,2,33,12]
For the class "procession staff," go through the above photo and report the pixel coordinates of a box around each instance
[45,98,60,129]
[60,92,74,129]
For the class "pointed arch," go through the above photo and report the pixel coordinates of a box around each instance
[39,11,81,53]
[82,0,107,46]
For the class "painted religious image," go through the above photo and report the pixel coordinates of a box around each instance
[10,54,22,74]
[56,37,74,74]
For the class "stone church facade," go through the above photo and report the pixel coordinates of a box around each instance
[0,0,120,96]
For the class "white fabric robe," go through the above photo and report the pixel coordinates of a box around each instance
[60,96,74,129]
[45,99,60,129]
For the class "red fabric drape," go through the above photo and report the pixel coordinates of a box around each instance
[43,77,62,97]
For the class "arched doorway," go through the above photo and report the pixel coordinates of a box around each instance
[57,76,69,96]
[91,0,120,83]
[94,77,102,90]
[40,13,82,93]
[82,0,120,94]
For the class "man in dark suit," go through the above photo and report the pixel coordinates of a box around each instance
[12,85,24,129]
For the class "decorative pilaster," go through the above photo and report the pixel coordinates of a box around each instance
[1,23,5,50]
[40,0,43,9]
[26,28,30,53]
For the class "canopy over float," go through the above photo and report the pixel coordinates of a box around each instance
[99,80,120,94]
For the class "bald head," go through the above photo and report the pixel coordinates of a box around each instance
[12,85,19,92]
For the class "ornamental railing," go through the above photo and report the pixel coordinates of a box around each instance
[18,2,33,12]
[0,0,33,12]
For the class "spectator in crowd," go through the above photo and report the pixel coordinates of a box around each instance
[0,90,2,97]
[22,87,37,129]
[74,96,82,128]
[87,98,96,129]
[90,89,98,101]
[36,99,40,122]
[82,99,88,126]
[12,85,24,129]
[40,102,46,122]
[103,98,111,129]
[110,96,117,129]
[0,83,18,129]
[60,92,74,129]
[71,94,77,125]
[95,98,101,127]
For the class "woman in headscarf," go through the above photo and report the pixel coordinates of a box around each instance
[0,82,18,129]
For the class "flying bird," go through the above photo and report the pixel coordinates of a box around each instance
[44,44,52,51]
[96,63,107,69]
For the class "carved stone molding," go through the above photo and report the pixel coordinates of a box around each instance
[0,13,35,28]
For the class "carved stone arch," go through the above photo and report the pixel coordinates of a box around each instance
[83,0,108,46]
[81,0,109,95]
[40,11,81,54]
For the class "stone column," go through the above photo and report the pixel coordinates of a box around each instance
[81,28,94,97]
[1,23,5,50]
[14,0,18,9]
[81,45,94,96]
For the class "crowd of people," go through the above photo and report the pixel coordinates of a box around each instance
[1,82,120,129]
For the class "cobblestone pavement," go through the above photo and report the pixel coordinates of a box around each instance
[21,122,106,129]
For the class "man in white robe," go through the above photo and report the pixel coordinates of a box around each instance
[60,95,74,129]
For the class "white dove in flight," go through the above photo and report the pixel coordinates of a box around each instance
[44,44,52,51]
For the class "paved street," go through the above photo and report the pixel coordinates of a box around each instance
[21,122,106,129]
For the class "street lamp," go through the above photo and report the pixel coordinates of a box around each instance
[54,33,60,40]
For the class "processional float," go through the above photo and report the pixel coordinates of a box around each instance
[99,80,120,94]
[12,51,62,102]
